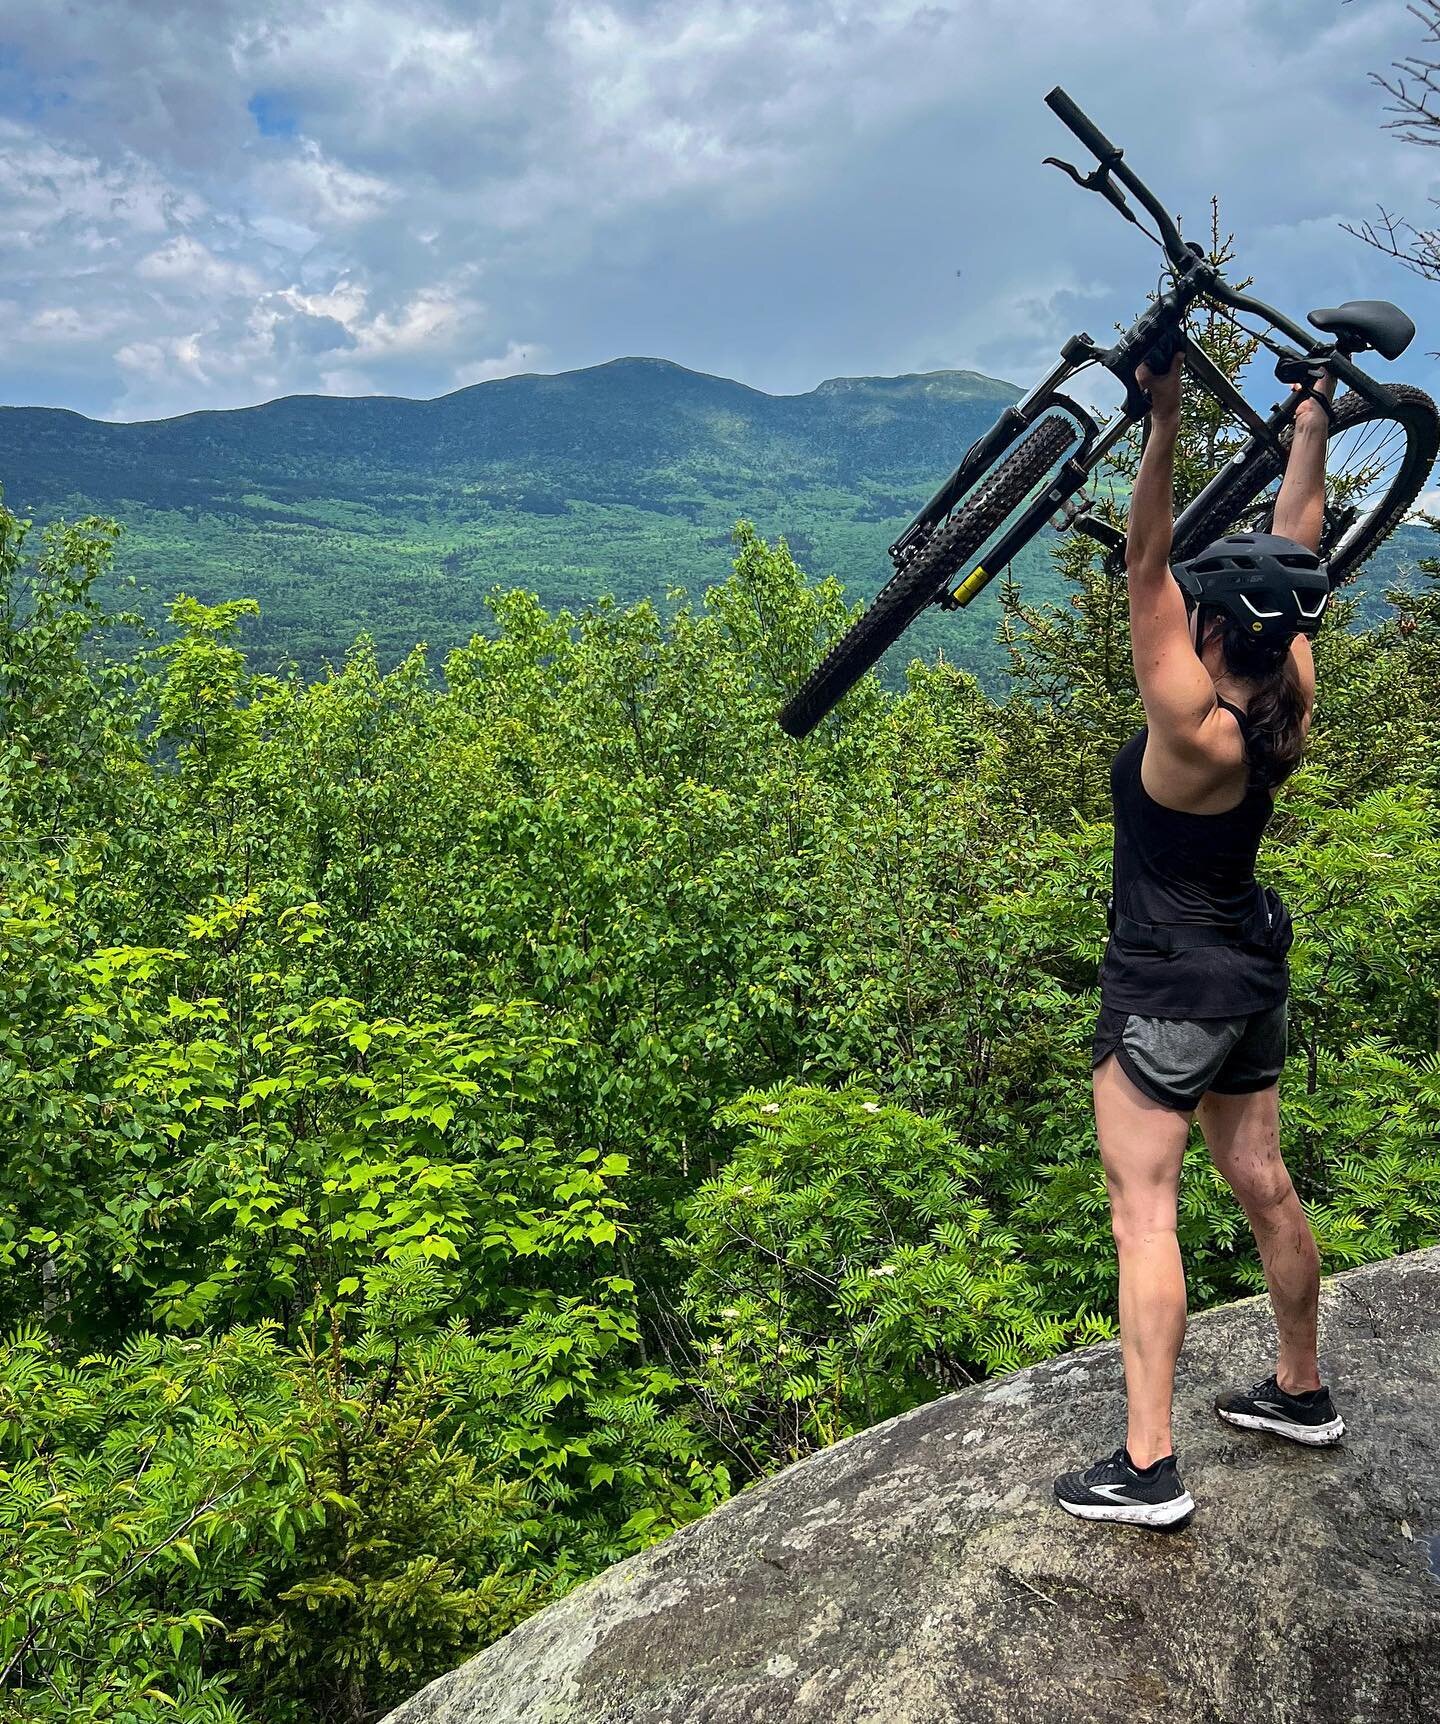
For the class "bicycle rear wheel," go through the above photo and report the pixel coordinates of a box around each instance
[776,414,1074,738]
[1176,382,1439,584]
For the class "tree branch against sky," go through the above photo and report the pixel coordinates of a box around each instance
[1346,0,1440,281]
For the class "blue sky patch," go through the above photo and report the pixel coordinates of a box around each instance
[248,91,297,138]
[0,46,72,121]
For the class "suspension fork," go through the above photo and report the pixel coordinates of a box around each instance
[888,334,1101,567]
[936,336,1271,607]
[896,272,1205,572]
[940,401,1133,610]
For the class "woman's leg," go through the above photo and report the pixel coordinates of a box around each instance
[1092,1053,1193,1466]
[1196,1084,1322,1392]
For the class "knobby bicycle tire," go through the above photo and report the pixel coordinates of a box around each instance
[776,414,1074,737]
[1176,382,1440,586]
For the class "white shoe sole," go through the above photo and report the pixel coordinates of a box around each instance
[1056,1490,1195,1527]
[1217,1408,1345,1445]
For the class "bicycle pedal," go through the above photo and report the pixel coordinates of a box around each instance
[1275,353,1330,385]
[1072,510,1126,553]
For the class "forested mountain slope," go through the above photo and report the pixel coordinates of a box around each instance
[7,357,1424,687]
[1,359,1024,678]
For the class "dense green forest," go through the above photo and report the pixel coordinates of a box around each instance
[0,360,1029,689]
[2,357,1427,697]
[4,342,1440,1722]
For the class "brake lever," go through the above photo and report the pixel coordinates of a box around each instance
[1043,155,1089,188]
[1043,155,1141,227]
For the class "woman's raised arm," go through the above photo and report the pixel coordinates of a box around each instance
[1125,359,1216,746]
[1270,374,1335,719]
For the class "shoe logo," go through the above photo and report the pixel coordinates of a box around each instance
[1252,1401,1295,1418]
[1088,1481,1140,1502]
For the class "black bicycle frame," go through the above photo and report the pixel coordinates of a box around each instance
[888,87,1404,610]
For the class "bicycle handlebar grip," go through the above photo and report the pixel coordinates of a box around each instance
[1045,87,1119,162]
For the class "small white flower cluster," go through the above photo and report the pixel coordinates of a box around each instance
[867,1264,898,1278]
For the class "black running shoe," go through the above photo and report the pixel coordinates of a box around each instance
[1054,1446,1195,1528]
[1215,1373,1344,1445]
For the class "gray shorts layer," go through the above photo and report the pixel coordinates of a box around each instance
[1092,1001,1288,1114]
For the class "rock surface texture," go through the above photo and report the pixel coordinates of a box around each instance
[385,1248,1440,1724]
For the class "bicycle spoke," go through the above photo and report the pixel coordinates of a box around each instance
[1331,424,1403,500]
[1217,404,1412,563]
[1336,418,1394,474]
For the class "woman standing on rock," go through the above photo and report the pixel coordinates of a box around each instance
[1053,350,1344,1528]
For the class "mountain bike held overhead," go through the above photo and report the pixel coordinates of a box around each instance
[776,90,1439,1532]
[775,86,1439,742]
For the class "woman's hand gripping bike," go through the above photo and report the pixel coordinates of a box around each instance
[776,86,1440,739]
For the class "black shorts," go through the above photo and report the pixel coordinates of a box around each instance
[1092,1001,1288,1114]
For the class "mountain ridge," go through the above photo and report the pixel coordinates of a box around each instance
[0,356,1424,688]
[0,355,1021,491]
[0,355,1017,431]
[0,356,1032,681]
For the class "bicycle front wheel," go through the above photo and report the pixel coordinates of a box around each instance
[776,413,1074,738]
[1177,382,1440,584]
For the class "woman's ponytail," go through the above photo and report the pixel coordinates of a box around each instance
[1199,608,1309,788]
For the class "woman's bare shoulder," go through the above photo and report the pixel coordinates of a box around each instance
[1139,701,1250,812]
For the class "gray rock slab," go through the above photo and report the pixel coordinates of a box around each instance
[385,1247,1440,1724]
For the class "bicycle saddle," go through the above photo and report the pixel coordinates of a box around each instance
[1306,299,1415,360]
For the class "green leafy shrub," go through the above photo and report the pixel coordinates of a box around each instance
[0,1324,312,1723]
[677,1084,1109,1472]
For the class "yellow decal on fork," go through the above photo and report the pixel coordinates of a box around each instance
[950,566,989,607]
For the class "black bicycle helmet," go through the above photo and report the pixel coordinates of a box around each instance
[1172,531,1330,647]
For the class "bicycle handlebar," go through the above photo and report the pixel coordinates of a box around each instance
[1044,87,1119,165]
[1045,86,1189,269]
[1043,87,1385,404]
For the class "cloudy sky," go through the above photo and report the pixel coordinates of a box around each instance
[1,0,1437,421]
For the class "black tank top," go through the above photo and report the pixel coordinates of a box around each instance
[1099,698,1288,1017]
